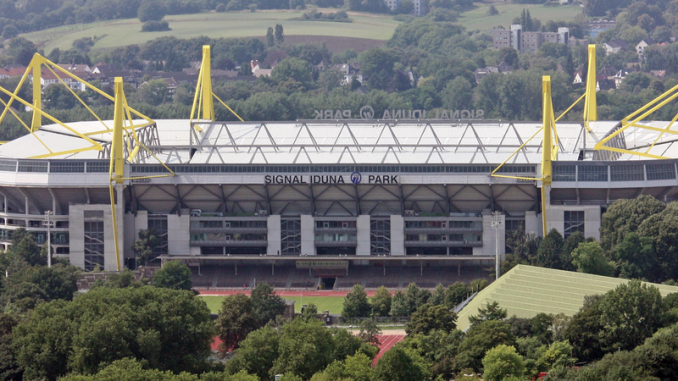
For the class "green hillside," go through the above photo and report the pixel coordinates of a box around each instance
[457,265,678,330]
[21,10,400,53]
[457,3,582,31]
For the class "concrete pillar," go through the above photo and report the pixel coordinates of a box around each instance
[267,214,281,255]
[300,215,315,256]
[168,210,190,255]
[584,206,601,241]
[356,215,370,256]
[390,215,404,256]
[481,211,505,259]
[68,204,85,269]
[123,213,135,260]
[115,185,124,270]
[525,211,542,237]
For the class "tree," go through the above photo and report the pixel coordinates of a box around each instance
[390,290,409,317]
[226,325,280,381]
[613,233,657,280]
[598,280,667,352]
[274,23,284,44]
[270,318,335,380]
[302,303,318,321]
[359,48,397,90]
[457,320,516,372]
[251,282,287,325]
[373,346,429,381]
[536,229,564,269]
[571,241,616,276]
[468,301,507,326]
[13,287,213,380]
[266,27,275,47]
[445,282,469,308]
[442,77,473,110]
[153,261,192,290]
[638,202,678,281]
[535,341,576,373]
[404,283,431,315]
[342,284,371,319]
[138,1,166,22]
[271,57,313,86]
[406,303,458,336]
[0,313,22,380]
[488,5,498,16]
[482,345,525,381]
[133,229,159,266]
[216,294,260,352]
[136,79,168,106]
[564,295,605,362]
[371,286,392,317]
[2,24,18,39]
[9,231,45,266]
[358,319,381,347]
[430,283,446,306]
[600,195,665,251]
[498,48,518,67]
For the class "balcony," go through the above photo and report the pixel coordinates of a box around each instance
[315,241,358,247]
[190,240,268,247]
[190,227,268,234]
[404,240,482,247]
[404,227,482,234]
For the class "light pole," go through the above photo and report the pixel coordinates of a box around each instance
[491,211,502,280]
[43,210,54,268]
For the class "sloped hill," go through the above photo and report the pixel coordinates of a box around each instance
[456,265,678,330]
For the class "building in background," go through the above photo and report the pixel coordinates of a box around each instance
[493,25,571,53]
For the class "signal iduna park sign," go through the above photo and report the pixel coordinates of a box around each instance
[314,105,485,120]
[264,172,397,185]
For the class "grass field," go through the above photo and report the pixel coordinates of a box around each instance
[202,295,346,314]
[457,3,582,31]
[22,10,400,53]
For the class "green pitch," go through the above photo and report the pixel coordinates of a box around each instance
[457,3,582,31]
[201,295,346,314]
[22,10,400,53]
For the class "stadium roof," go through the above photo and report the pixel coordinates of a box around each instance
[2,119,676,165]
[456,265,678,330]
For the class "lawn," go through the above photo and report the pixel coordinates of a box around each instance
[202,295,346,314]
[21,10,400,53]
[457,2,583,31]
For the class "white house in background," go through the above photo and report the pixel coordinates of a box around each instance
[636,39,654,59]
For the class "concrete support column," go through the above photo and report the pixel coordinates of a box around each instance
[168,209,190,255]
[115,185,124,270]
[300,215,315,256]
[124,210,148,260]
[390,215,404,256]
[267,214,281,255]
[356,215,370,256]
[481,211,505,259]
[525,211,542,237]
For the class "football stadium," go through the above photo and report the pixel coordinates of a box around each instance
[1,46,677,289]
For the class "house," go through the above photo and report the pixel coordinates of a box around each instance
[331,63,363,86]
[0,67,27,79]
[250,60,273,78]
[473,61,512,84]
[604,39,628,55]
[650,70,666,78]
[636,39,655,59]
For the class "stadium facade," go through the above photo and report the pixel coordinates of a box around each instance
[1,118,677,272]
[1,47,677,279]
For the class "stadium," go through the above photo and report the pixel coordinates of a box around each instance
[1,46,677,289]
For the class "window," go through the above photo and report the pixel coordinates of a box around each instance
[84,210,105,271]
[553,165,576,181]
[646,164,676,181]
[564,211,584,238]
[148,217,168,258]
[578,165,608,182]
[611,165,644,182]
[50,161,85,173]
[281,219,301,255]
[370,219,390,255]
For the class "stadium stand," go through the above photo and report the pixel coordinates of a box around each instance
[456,265,678,330]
